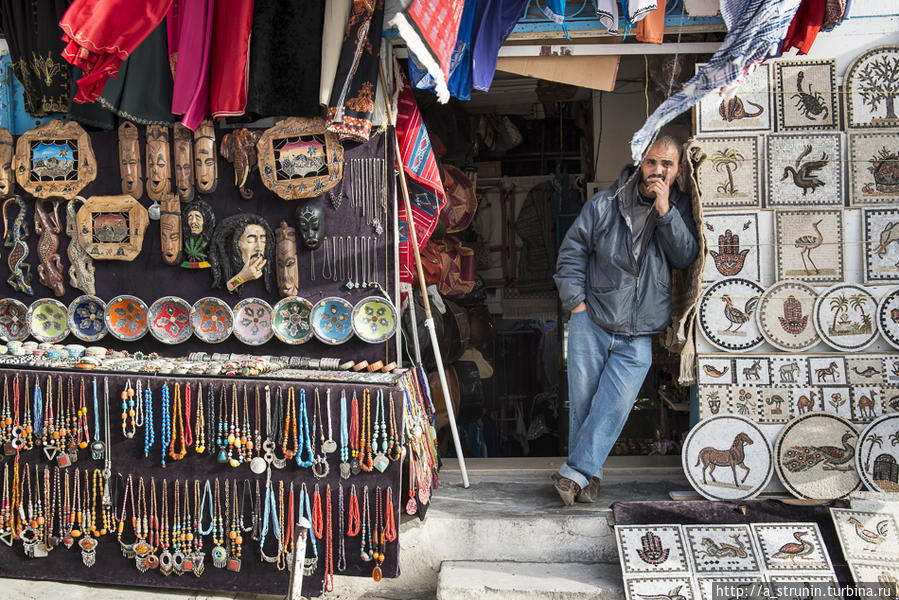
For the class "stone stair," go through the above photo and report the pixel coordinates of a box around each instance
[435,561,623,600]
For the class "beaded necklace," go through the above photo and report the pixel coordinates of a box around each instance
[349,391,360,475]
[159,479,173,576]
[360,485,372,562]
[262,386,275,467]
[372,487,385,581]
[121,380,136,439]
[347,483,360,536]
[406,443,418,515]
[339,389,350,479]
[116,473,135,557]
[32,377,43,448]
[205,383,215,456]
[0,376,10,445]
[61,468,73,547]
[216,385,227,463]
[195,384,206,453]
[183,384,194,452]
[253,386,262,459]
[68,467,81,542]
[135,380,144,431]
[160,384,171,468]
[311,389,329,478]
[298,483,318,576]
[211,478,226,568]
[385,487,397,542]
[388,393,402,462]
[337,484,347,572]
[146,477,159,570]
[190,480,205,575]
[272,387,286,469]
[228,386,239,467]
[227,480,242,572]
[134,476,151,572]
[89,377,102,459]
[78,469,98,566]
[282,387,298,460]
[0,464,9,544]
[312,483,323,539]
[323,388,336,453]
[284,482,296,569]
[260,474,280,564]
[297,389,314,468]
[171,479,183,574]
[143,383,154,457]
[359,389,374,472]
[76,378,89,451]
[324,484,334,591]
[373,390,388,472]
[240,386,251,462]
[169,383,186,461]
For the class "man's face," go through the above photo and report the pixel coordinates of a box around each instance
[276,224,299,296]
[0,140,13,197]
[147,138,169,195]
[237,223,266,265]
[186,210,204,235]
[195,139,217,192]
[638,142,680,198]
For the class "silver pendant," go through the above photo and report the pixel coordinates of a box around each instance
[79,537,98,567]
[312,456,329,479]
[172,551,185,575]
[90,440,105,461]
[62,535,73,549]
[121,542,135,559]
[192,551,205,576]
[351,457,361,476]
[227,556,241,572]
[339,462,351,479]
[0,531,12,546]
[211,545,227,568]
[42,444,58,461]
[135,556,149,573]
[303,556,318,576]
[159,550,174,576]
[322,439,337,454]
[272,456,286,470]
[250,456,267,474]
[373,453,389,473]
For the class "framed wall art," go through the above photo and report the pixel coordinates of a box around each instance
[694,63,773,134]
[694,136,761,210]
[774,58,839,131]
[774,209,844,284]
[765,133,843,207]
[848,131,899,206]
[257,117,344,200]
[844,45,899,130]
[862,206,899,283]
[75,195,150,261]
[13,120,97,199]
[701,212,760,283]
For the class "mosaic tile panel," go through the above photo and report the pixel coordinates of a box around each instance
[844,45,899,130]
[752,523,832,571]
[698,278,765,352]
[774,209,844,285]
[624,576,697,600]
[774,58,839,131]
[766,133,843,207]
[756,280,821,352]
[695,63,773,134]
[616,524,690,575]
[701,212,761,283]
[695,137,762,210]
[683,525,760,573]
[849,132,899,206]
[855,414,899,493]
[877,287,899,350]
[698,385,732,420]
[770,356,809,386]
[846,356,886,384]
[734,357,771,386]
[813,283,879,352]
[758,387,793,424]
[850,385,883,424]
[863,207,899,283]
[697,357,734,385]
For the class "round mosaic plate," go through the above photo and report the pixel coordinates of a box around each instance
[698,278,765,352]
[67,295,107,342]
[148,297,193,344]
[681,415,773,501]
[755,280,820,352]
[0,299,29,342]
[311,297,354,345]
[272,297,314,345]
[876,287,899,350]
[190,297,233,344]
[233,298,274,346]
[813,283,879,352]
[27,299,68,343]
[352,296,398,343]
[856,413,899,493]
[105,295,149,341]
[774,412,861,500]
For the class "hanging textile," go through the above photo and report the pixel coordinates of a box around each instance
[0,54,58,134]
[0,0,71,117]
[60,0,173,104]
[630,0,802,163]
[327,0,385,142]
[781,0,826,55]
[594,0,619,33]
[168,0,214,129]
[210,0,254,119]
[636,0,667,45]
[629,0,659,23]
[320,0,353,108]
[542,0,569,38]
[407,0,478,101]
[388,0,466,103]
[471,0,529,92]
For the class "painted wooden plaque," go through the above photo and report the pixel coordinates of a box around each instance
[257,117,344,200]
[13,120,97,199]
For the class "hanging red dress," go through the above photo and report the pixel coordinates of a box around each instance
[782,0,826,55]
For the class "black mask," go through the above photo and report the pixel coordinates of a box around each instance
[295,199,325,250]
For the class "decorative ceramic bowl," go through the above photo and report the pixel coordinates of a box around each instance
[233,298,274,346]
[311,297,354,345]
[190,297,233,344]
[352,296,398,343]
[272,297,314,345]
[67,295,107,342]
[27,299,68,343]
[148,296,193,344]
[105,295,149,341]
[0,299,29,342]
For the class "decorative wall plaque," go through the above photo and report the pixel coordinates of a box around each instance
[863,206,899,283]
[848,132,899,206]
[683,524,761,573]
[774,209,844,284]
[751,523,833,571]
[774,58,839,131]
[145,125,171,204]
[117,121,142,200]
[877,287,899,350]
[701,212,760,283]
[756,280,820,352]
[694,136,761,210]
[615,524,690,574]
[220,128,261,199]
[855,415,899,493]
[831,508,899,567]
[813,283,878,352]
[159,193,182,266]
[13,120,97,199]
[75,195,150,261]
[257,117,344,200]
[698,278,765,352]
[694,63,772,134]
[194,120,218,195]
[172,124,195,203]
[844,45,899,130]
[766,133,843,207]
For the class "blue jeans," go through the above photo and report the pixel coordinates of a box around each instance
[558,311,652,489]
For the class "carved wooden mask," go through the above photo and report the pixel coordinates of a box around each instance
[172,124,195,202]
[275,221,299,297]
[160,193,182,265]
[14,120,97,199]
[181,199,215,268]
[194,120,218,194]
[118,121,142,200]
[146,126,171,202]
[0,128,13,197]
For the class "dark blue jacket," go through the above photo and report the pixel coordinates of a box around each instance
[554,166,698,336]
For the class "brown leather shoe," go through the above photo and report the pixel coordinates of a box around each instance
[575,477,601,503]
[552,472,580,506]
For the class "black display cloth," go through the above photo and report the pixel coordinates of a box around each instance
[0,367,404,597]
[0,126,396,365]
[611,499,851,584]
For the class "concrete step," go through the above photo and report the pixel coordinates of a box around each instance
[435,561,624,600]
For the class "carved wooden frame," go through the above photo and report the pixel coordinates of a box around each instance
[76,195,149,261]
[13,120,97,199]
[256,117,344,200]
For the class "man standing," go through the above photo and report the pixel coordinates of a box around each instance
[552,136,698,505]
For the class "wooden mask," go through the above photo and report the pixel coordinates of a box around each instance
[194,120,218,194]
[275,221,299,297]
[117,121,142,200]
[0,128,14,198]
[180,199,215,269]
[159,193,182,265]
[172,124,195,202]
[146,126,171,202]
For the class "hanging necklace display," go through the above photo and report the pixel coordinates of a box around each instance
[339,389,350,479]
[261,386,275,467]
[75,195,150,261]
[170,479,184,575]
[34,198,65,296]
[3,196,34,295]
[172,124,195,203]
[359,485,371,562]
[117,121,143,200]
[250,387,266,474]
[216,385,227,463]
[116,473,135,558]
[65,197,96,294]
[227,480,242,572]
[275,221,300,297]
[89,378,104,461]
[210,478,226,568]
[337,484,347,572]
[13,121,97,200]
[209,213,275,295]
[259,473,280,564]
[323,484,334,591]
[101,378,113,508]
[133,476,151,572]
[145,125,170,219]
[272,387,287,470]
[299,482,318,576]
[158,479,173,575]
[256,117,344,199]
[219,128,261,199]
[350,390,361,475]
[160,383,171,467]
[120,380,136,439]
[143,382,154,457]
[169,383,187,462]
[311,388,329,479]
[373,390,389,472]
[159,193,182,266]
[194,120,218,195]
[180,199,215,269]
[195,383,205,454]
[296,388,314,468]
[323,388,337,453]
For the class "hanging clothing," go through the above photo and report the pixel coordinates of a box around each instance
[636,0,667,45]
[0,0,71,117]
[327,0,385,142]
[630,0,802,163]
[320,0,353,108]
[0,54,59,134]
[542,0,570,38]
[471,0,529,92]
[60,0,173,103]
[407,0,478,100]
[628,0,658,23]
[210,0,253,119]
[594,0,619,33]
[781,0,826,55]
[168,0,214,129]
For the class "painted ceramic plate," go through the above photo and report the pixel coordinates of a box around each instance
[233,298,274,346]
[774,412,861,500]
[148,296,192,344]
[105,294,149,341]
[698,278,765,352]
[0,299,29,342]
[682,415,773,501]
[352,296,398,343]
[67,295,107,342]
[190,297,233,344]
[27,299,68,343]
[272,296,314,344]
[856,414,899,493]
[755,280,820,352]
[311,297,354,345]
[813,283,879,352]
[877,287,899,350]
